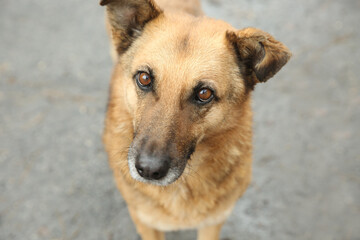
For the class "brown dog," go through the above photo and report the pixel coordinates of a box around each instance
[100,0,291,239]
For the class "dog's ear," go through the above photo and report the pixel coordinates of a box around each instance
[100,0,162,54]
[226,28,291,89]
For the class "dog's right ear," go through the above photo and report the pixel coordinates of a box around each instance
[226,28,291,90]
[100,0,162,54]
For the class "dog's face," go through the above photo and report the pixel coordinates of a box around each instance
[126,17,247,185]
[101,0,291,186]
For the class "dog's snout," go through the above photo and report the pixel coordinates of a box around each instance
[135,154,170,180]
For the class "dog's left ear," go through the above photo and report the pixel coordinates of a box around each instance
[100,0,162,54]
[226,28,291,88]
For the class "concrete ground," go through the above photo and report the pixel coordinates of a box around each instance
[0,0,359,239]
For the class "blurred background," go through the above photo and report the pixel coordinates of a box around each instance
[0,0,359,239]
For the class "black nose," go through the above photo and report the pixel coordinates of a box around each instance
[135,154,170,180]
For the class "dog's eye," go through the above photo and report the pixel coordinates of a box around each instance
[196,88,214,103]
[136,72,152,90]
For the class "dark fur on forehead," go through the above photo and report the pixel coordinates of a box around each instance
[180,34,190,50]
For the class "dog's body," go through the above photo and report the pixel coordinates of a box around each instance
[101,0,291,239]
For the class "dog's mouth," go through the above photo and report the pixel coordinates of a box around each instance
[127,142,195,186]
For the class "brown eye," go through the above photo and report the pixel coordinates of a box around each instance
[197,88,213,103]
[136,72,152,90]
[138,72,151,86]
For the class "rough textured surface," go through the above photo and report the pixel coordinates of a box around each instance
[0,0,359,239]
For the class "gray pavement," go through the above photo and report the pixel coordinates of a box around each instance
[0,0,359,239]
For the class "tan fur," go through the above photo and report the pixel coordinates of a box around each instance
[101,0,291,239]
[156,0,203,16]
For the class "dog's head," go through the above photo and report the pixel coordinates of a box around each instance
[101,0,291,186]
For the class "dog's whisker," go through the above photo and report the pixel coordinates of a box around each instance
[181,164,209,186]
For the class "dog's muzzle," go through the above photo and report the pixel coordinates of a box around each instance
[127,140,195,186]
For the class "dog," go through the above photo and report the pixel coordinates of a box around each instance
[100,0,291,239]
